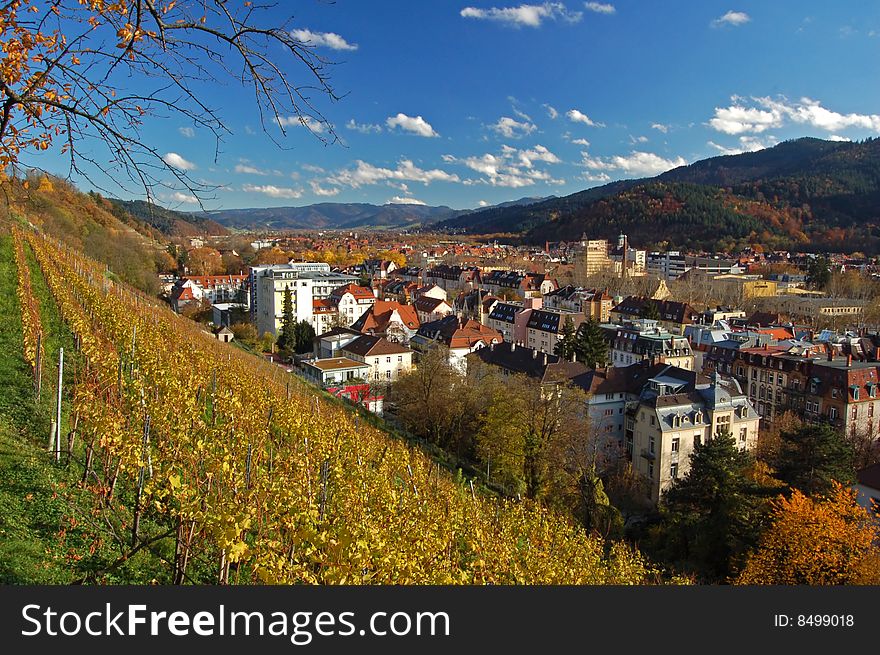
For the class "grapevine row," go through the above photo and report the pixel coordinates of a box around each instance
[12,226,42,379]
[22,229,663,585]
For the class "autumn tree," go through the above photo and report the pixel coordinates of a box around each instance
[0,0,340,198]
[390,346,482,455]
[186,247,224,276]
[770,423,856,497]
[735,483,880,585]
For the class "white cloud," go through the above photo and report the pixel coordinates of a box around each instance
[650,122,669,133]
[583,172,612,184]
[346,119,383,134]
[446,145,563,188]
[543,104,559,119]
[712,11,751,28]
[566,108,604,127]
[490,116,537,138]
[163,152,196,171]
[630,135,649,144]
[828,134,852,142]
[178,127,195,138]
[708,102,781,134]
[478,200,490,207]
[460,3,583,28]
[234,163,270,176]
[301,164,326,174]
[290,28,358,51]
[581,150,688,176]
[277,115,326,133]
[570,137,591,146]
[170,191,198,204]
[709,95,880,135]
[518,144,561,167]
[584,2,615,14]
[388,196,427,205]
[708,135,779,155]
[309,180,341,197]
[328,159,459,188]
[386,113,439,137]
[242,184,303,200]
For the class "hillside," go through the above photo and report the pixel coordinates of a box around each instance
[202,202,463,230]
[0,175,167,294]
[112,199,230,237]
[437,137,880,253]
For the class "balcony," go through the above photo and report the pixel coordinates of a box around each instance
[640,448,656,461]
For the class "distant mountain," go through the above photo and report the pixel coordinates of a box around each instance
[431,182,640,234]
[436,137,880,253]
[112,199,229,237]
[200,202,463,230]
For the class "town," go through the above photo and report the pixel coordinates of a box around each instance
[165,231,880,514]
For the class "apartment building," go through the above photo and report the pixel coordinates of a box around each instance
[611,320,694,370]
[486,297,542,344]
[611,297,699,335]
[251,263,358,336]
[330,283,376,327]
[731,344,880,436]
[526,308,585,355]
[543,286,614,323]
[627,373,760,503]
[340,335,414,383]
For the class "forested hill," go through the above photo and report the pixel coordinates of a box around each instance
[0,176,168,294]
[435,137,880,253]
[112,199,230,237]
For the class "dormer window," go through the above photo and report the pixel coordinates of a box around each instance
[694,411,704,423]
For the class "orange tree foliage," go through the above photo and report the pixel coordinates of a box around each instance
[0,1,338,195]
[736,483,880,585]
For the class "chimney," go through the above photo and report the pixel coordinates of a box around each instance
[490,342,495,352]
[543,352,548,365]
[533,349,538,359]
[875,346,880,361]
[846,353,852,367]
[511,342,516,352]
[763,342,768,350]
[828,347,833,362]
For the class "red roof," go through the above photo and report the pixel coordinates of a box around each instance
[313,298,335,314]
[185,275,247,288]
[332,283,375,301]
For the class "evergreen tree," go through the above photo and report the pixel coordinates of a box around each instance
[771,424,856,497]
[650,432,777,582]
[276,286,296,354]
[553,316,578,360]
[294,319,317,354]
[574,319,608,368]
[805,256,832,290]
[641,301,661,320]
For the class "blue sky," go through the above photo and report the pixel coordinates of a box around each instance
[34,1,880,210]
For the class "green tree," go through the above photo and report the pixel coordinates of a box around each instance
[650,432,776,581]
[640,301,660,321]
[276,286,296,355]
[553,316,578,361]
[770,423,856,497]
[805,255,832,290]
[574,319,608,368]
[293,320,316,354]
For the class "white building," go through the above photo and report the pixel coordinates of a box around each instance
[251,263,359,337]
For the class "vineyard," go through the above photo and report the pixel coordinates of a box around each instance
[5,227,664,584]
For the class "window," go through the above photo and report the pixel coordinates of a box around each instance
[694,433,702,447]
[832,388,839,399]
[650,416,656,426]
[386,370,391,379]
[398,355,403,362]
[739,427,747,443]
[830,407,839,420]
[649,436,655,455]
[670,463,678,479]
[671,437,680,453]
[604,409,614,416]
[751,369,757,379]
[737,366,744,377]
